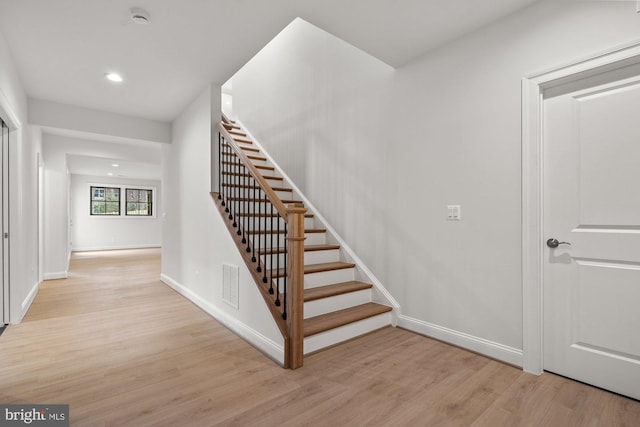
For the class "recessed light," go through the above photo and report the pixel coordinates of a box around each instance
[107,172,114,176]
[105,73,123,83]
[112,163,119,167]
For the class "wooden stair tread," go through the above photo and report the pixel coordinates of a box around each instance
[222,172,282,181]
[225,197,301,203]
[304,281,372,302]
[223,184,292,192]
[258,244,339,255]
[269,261,354,278]
[234,138,252,144]
[223,123,241,130]
[223,153,267,162]
[229,130,247,137]
[304,303,392,337]
[304,261,354,274]
[248,228,326,235]
[240,146,260,153]
[239,212,313,218]
[304,244,340,252]
[222,162,274,171]
[262,175,283,181]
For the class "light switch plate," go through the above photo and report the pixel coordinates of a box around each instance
[447,205,461,220]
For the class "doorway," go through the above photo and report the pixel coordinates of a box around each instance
[523,41,640,400]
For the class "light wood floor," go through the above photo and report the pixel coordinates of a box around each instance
[1,249,638,426]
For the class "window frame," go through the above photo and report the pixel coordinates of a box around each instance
[89,186,121,216]
[125,188,153,217]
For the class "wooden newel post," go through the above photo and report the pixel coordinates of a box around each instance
[286,203,307,369]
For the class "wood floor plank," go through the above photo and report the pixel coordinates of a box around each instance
[1,248,638,426]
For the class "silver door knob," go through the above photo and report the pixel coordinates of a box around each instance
[547,238,571,248]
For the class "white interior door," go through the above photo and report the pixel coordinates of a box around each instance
[543,70,640,400]
[0,119,6,324]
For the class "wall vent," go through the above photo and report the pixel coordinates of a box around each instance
[222,264,239,309]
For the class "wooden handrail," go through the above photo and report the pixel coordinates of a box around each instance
[217,123,288,220]
[221,112,234,125]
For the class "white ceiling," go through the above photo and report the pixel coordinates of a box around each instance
[67,154,161,181]
[0,0,541,123]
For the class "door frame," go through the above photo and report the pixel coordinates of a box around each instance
[0,89,20,325]
[522,39,640,375]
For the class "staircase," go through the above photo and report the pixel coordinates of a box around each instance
[213,115,393,367]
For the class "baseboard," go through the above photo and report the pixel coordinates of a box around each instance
[43,272,68,280]
[72,244,161,252]
[397,315,523,367]
[17,282,39,323]
[160,273,284,365]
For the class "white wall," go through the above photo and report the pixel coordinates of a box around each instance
[42,133,161,278]
[70,175,161,251]
[231,3,640,362]
[0,30,40,322]
[161,85,285,364]
[29,98,171,144]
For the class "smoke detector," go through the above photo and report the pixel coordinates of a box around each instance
[130,8,151,25]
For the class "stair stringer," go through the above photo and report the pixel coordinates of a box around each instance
[235,119,400,325]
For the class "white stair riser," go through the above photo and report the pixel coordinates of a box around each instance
[258,248,338,266]
[303,312,392,355]
[304,289,372,319]
[303,233,325,246]
[303,268,354,289]
[249,232,325,248]
[248,158,268,166]
[304,249,339,264]
[270,267,354,289]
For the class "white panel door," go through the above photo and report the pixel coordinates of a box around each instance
[543,73,640,400]
[0,119,5,324]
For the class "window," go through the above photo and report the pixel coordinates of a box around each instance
[90,186,120,215]
[126,188,153,216]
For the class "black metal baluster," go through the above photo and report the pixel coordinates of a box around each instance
[218,133,222,201]
[228,144,233,219]
[247,176,254,254]
[237,162,242,239]
[224,142,230,213]
[246,169,251,249]
[237,156,242,236]
[275,211,281,307]
[283,221,288,320]
[256,186,262,272]
[263,193,269,284]
[227,144,232,209]
[233,151,238,227]
[242,167,247,243]
[269,203,275,295]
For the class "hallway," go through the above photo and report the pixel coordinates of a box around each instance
[0,249,638,426]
